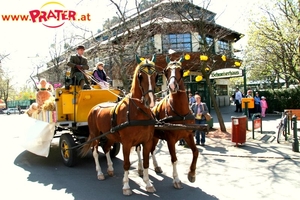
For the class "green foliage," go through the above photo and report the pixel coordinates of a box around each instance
[244,0,300,87]
[257,87,300,113]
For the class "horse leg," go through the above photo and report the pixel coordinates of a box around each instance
[136,145,144,177]
[93,146,105,180]
[122,144,132,196]
[103,142,115,177]
[167,139,183,189]
[150,137,162,173]
[184,133,198,183]
[105,151,114,177]
[142,142,156,193]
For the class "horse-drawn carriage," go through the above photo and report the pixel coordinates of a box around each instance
[25,54,209,195]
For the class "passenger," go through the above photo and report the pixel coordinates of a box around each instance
[92,62,110,89]
[67,45,90,89]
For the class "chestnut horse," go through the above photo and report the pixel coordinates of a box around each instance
[81,54,158,195]
[136,56,198,188]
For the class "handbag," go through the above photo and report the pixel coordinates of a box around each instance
[202,104,212,121]
[204,113,212,121]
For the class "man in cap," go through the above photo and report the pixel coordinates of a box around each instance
[67,45,90,89]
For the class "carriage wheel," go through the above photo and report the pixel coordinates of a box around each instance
[60,133,77,167]
[110,143,120,158]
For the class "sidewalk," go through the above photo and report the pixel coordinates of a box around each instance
[199,104,300,159]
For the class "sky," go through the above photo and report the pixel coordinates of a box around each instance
[0,0,261,87]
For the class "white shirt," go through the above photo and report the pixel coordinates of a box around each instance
[235,91,243,103]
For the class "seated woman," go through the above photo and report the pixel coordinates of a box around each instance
[92,62,110,89]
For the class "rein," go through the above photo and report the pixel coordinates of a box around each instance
[78,68,125,99]
[67,97,158,150]
[68,63,158,150]
[156,95,194,123]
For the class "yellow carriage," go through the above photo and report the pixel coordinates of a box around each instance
[27,83,122,167]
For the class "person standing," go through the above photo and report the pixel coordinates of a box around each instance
[254,92,261,113]
[188,92,195,106]
[234,87,242,112]
[67,45,90,89]
[92,62,110,89]
[17,105,21,115]
[191,94,208,146]
[246,90,254,117]
[260,96,268,117]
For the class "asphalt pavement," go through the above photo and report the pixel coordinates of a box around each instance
[1,107,300,200]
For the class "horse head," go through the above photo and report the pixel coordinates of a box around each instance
[133,54,158,108]
[164,56,184,94]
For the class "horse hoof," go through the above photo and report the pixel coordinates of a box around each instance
[146,186,156,193]
[188,173,196,183]
[138,169,143,177]
[123,189,132,196]
[155,166,163,173]
[97,174,105,180]
[173,181,183,189]
[107,170,114,177]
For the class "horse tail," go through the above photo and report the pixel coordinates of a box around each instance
[79,107,99,157]
[80,140,92,157]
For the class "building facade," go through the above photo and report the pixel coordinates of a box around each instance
[40,0,243,107]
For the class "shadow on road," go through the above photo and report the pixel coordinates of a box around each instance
[14,143,218,200]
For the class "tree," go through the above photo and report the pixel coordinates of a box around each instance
[161,0,241,132]
[244,0,300,88]
[83,0,163,91]
[0,53,14,108]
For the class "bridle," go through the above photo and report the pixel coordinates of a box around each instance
[131,61,157,104]
[164,61,185,93]
[164,61,183,85]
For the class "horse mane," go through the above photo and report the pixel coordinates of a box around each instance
[130,62,141,94]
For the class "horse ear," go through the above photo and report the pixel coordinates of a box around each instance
[179,55,184,63]
[166,56,170,63]
[136,54,142,64]
[151,54,156,63]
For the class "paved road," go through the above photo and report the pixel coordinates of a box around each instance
[1,109,300,200]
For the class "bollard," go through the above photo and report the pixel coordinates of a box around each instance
[252,113,262,139]
[292,115,299,152]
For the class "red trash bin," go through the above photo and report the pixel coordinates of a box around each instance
[231,115,247,146]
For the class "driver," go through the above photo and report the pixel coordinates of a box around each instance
[67,45,90,89]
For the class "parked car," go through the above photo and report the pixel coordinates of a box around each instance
[3,108,25,115]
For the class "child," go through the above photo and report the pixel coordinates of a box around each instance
[260,96,268,117]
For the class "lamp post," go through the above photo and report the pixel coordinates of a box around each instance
[243,68,247,95]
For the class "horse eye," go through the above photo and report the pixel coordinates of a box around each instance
[138,73,143,80]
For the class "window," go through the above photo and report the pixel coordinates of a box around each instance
[162,33,191,53]
[217,40,230,54]
[140,36,155,55]
[198,35,214,53]
[215,85,228,96]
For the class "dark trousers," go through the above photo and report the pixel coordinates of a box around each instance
[195,119,206,144]
[235,100,242,112]
[255,104,261,113]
